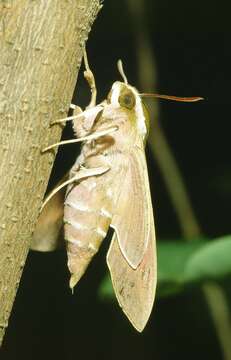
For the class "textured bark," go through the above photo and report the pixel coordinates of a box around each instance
[0,0,101,346]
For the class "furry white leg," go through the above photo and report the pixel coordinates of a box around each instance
[41,166,110,211]
[83,48,97,109]
[42,125,118,152]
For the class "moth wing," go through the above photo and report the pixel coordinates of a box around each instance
[111,148,152,269]
[31,177,66,251]
[107,215,157,332]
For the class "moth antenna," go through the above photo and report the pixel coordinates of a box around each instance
[42,126,118,152]
[140,93,204,102]
[83,47,97,108]
[117,60,128,84]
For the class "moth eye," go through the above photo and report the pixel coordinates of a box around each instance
[119,91,136,110]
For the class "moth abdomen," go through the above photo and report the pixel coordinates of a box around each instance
[64,177,113,289]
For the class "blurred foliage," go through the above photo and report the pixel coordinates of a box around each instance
[99,235,231,299]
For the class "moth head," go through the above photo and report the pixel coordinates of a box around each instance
[107,79,150,142]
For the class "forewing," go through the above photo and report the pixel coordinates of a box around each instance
[111,147,152,269]
[107,216,156,332]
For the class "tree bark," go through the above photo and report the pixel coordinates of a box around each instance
[0,0,101,346]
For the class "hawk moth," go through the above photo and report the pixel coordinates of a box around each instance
[34,51,202,331]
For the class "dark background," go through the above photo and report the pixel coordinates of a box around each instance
[1,1,230,359]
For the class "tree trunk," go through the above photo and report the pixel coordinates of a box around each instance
[0,0,101,346]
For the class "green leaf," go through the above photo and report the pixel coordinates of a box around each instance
[99,274,114,301]
[184,235,231,282]
[157,240,205,297]
[99,238,206,299]
[99,236,231,299]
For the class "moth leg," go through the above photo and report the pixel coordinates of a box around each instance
[69,105,83,129]
[51,105,103,126]
[70,103,80,110]
[83,48,97,109]
[42,125,118,152]
[41,166,110,211]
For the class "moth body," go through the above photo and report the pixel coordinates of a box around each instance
[64,166,115,288]
[36,55,202,332]
[64,81,151,291]
[39,75,157,332]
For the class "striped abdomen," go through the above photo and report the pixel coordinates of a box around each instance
[64,173,113,289]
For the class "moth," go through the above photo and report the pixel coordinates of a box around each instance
[34,50,202,332]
